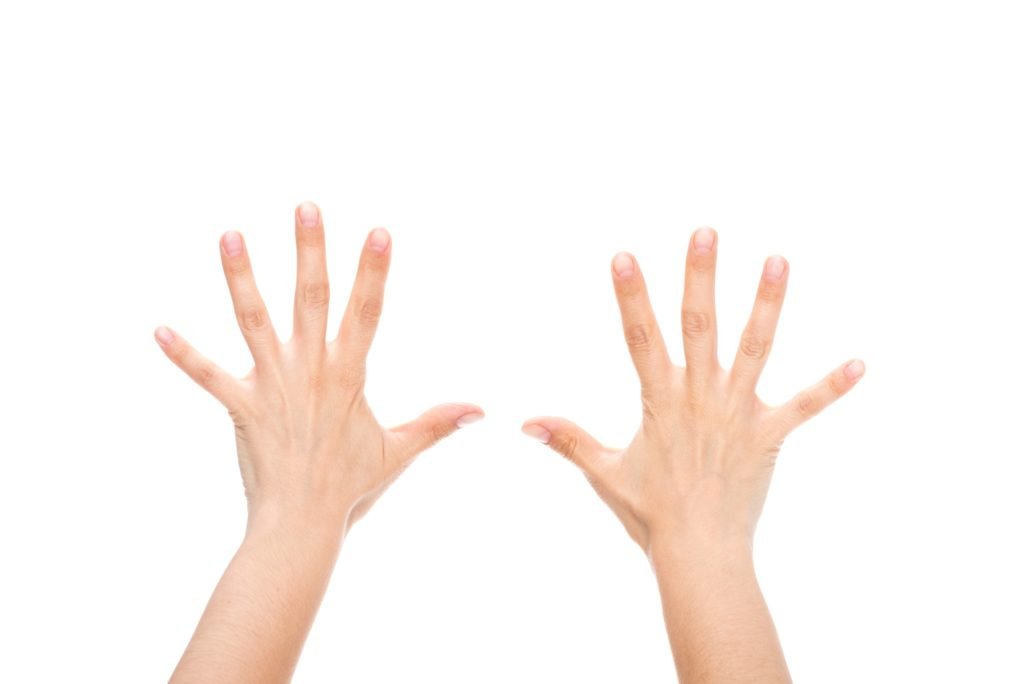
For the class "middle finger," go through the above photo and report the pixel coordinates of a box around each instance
[681,227,720,390]
[292,201,330,354]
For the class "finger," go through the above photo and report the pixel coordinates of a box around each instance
[220,230,280,369]
[682,227,720,390]
[611,252,672,394]
[521,416,607,477]
[292,201,330,350]
[729,255,789,397]
[388,403,484,464]
[335,228,392,385]
[769,359,865,438]
[153,325,242,410]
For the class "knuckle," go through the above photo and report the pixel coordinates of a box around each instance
[240,307,268,332]
[555,433,581,463]
[828,373,846,396]
[364,253,390,273]
[302,281,330,308]
[430,421,451,445]
[758,281,784,303]
[682,310,710,338]
[166,341,186,362]
[739,334,769,360]
[226,259,250,277]
[689,251,715,272]
[796,392,817,417]
[624,323,651,351]
[194,364,218,390]
[357,298,383,324]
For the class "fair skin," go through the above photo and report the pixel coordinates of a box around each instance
[154,202,483,683]
[523,227,864,683]
[157,214,860,682]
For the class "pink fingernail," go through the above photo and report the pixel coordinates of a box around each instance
[693,228,716,255]
[522,424,552,443]
[154,326,175,345]
[368,228,390,253]
[765,255,786,281]
[844,359,865,380]
[223,231,243,257]
[298,202,319,228]
[612,252,635,278]
[456,412,484,428]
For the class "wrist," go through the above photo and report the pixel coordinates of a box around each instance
[644,508,755,555]
[646,526,754,576]
[244,498,351,548]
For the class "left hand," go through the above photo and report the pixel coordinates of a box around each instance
[155,201,484,535]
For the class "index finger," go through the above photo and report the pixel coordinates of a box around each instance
[611,252,672,396]
[220,230,280,370]
[334,227,392,387]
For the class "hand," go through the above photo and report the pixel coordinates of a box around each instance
[522,227,864,554]
[155,201,484,535]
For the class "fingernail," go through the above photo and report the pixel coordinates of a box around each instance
[223,231,243,257]
[844,359,865,381]
[612,252,635,278]
[456,412,484,428]
[368,228,390,253]
[154,326,175,345]
[765,255,786,281]
[693,228,716,255]
[522,424,552,443]
[298,202,319,228]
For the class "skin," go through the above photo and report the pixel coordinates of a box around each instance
[154,201,483,683]
[523,227,864,683]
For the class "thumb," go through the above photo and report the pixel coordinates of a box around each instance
[521,416,606,475]
[388,402,484,464]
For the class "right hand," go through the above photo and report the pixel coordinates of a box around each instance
[522,227,864,554]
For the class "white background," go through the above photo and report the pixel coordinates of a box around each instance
[1,1,1022,681]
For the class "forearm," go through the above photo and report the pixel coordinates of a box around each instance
[170,509,346,684]
[649,533,790,684]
